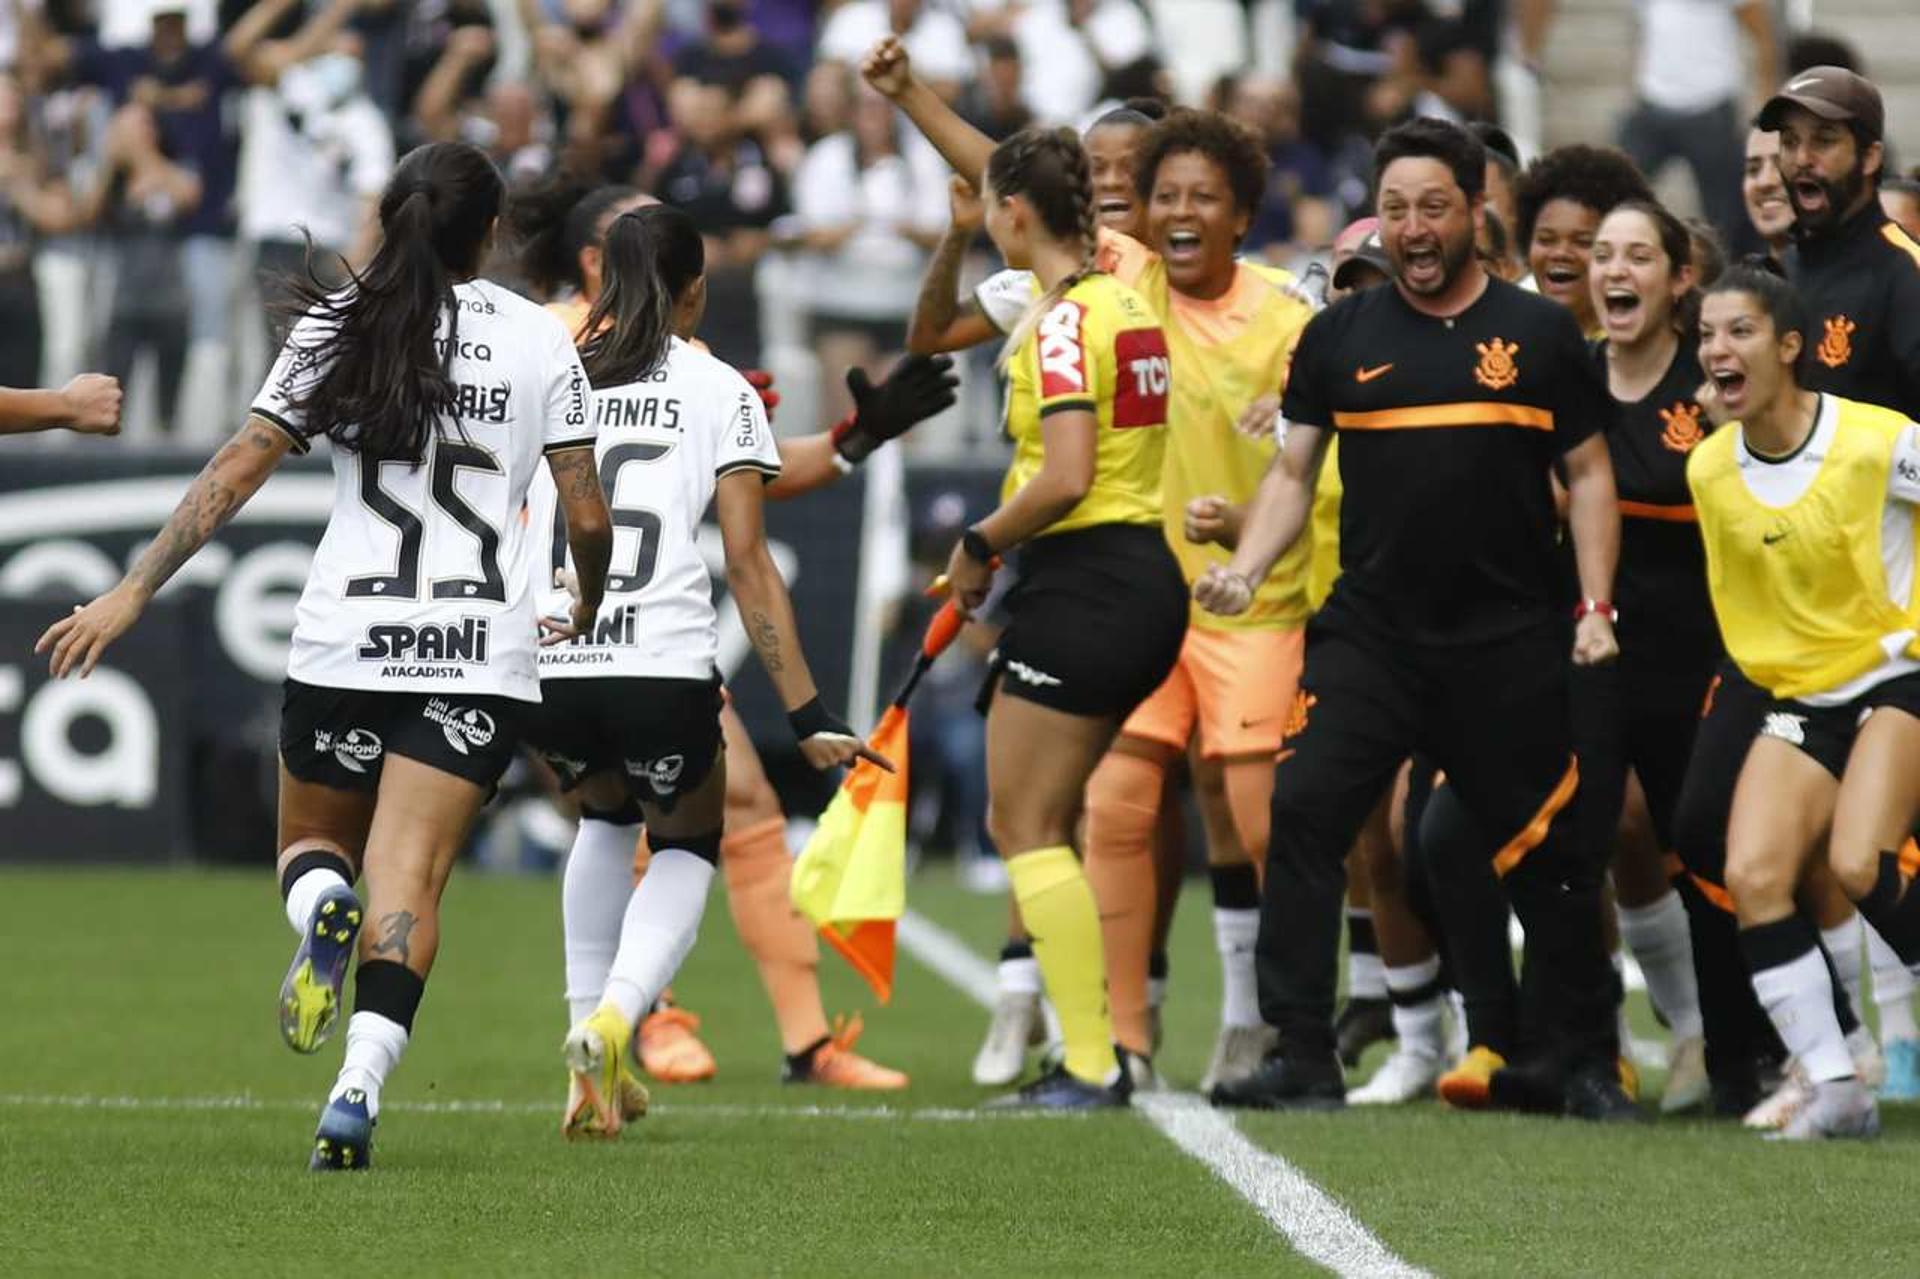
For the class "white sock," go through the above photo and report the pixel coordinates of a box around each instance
[1347,908,1387,1000]
[1751,946,1855,1083]
[600,849,716,1027]
[1865,921,1919,1043]
[999,954,1042,996]
[332,1011,408,1117]
[1147,976,1168,1009]
[1214,907,1261,1029]
[562,819,640,1024]
[1385,956,1444,1058]
[1820,914,1868,1031]
[1618,891,1703,1041]
[284,865,349,936]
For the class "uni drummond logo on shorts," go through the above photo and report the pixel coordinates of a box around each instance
[314,728,384,774]
[626,754,685,796]
[1761,712,1808,747]
[424,698,497,757]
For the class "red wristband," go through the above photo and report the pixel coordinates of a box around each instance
[1573,599,1618,623]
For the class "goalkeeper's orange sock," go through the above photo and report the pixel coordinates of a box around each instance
[1084,751,1162,1056]
[1007,845,1114,1084]
[722,816,831,1054]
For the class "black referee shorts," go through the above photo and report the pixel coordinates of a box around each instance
[983,523,1187,720]
[280,680,528,792]
[524,674,724,814]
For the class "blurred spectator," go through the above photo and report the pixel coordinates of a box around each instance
[1406,18,1489,124]
[1617,0,1776,247]
[958,34,1029,141]
[0,69,73,386]
[1786,31,1862,76]
[676,0,794,94]
[788,80,945,424]
[1290,0,1427,151]
[1884,178,1920,243]
[1226,72,1336,259]
[801,55,854,141]
[227,0,393,337]
[518,0,667,179]
[84,101,198,433]
[25,0,241,373]
[1472,120,1519,233]
[647,75,786,368]
[966,0,1154,126]
[817,0,971,101]
[413,20,555,188]
[1478,205,1522,281]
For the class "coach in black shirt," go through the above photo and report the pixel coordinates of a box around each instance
[1759,66,1920,417]
[1197,118,1633,1118]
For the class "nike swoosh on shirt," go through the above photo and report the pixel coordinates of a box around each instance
[1355,363,1394,383]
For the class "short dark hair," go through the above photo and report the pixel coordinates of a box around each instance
[1513,144,1652,250]
[1135,108,1269,217]
[1704,258,1812,381]
[1787,32,1862,76]
[1373,117,1485,202]
[1092,97,1168,132]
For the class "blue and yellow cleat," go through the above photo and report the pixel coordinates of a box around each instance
[1881,1038,1920,1102]
[279,885,362,1054]
[309,1089,374,1171]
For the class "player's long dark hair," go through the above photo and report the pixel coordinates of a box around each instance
[578,204,705,388]
[1702,258,1812,382]
[987,126,1099,372]
[509,174,643,298]
[277,142,503,464]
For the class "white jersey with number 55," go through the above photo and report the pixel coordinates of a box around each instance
[252,278,596,702]
[529,336,782,682]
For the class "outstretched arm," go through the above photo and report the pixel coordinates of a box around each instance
[37,416,294,676]
[908,177,1001,354]
[0,375,121,435]
[862,36,994,186]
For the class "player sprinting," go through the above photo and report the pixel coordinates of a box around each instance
[533,203,951,1135]
[512,176,940,1095]
[36,141,617,1170]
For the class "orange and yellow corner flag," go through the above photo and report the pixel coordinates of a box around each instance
[790,704,910,1003]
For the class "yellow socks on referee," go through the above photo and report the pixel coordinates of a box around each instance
[1006,845,1115,1084]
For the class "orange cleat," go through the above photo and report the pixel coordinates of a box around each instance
[636,1006,718,1083]
[1437,1045,1507,1109]
[784,1014,909,1090]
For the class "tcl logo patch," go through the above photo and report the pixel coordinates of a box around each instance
[1113,327,1171,429]
[1038,301,1088,398]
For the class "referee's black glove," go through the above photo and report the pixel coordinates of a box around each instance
[831,353,959,464]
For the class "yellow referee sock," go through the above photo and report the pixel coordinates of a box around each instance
[1006,845,1115,1084]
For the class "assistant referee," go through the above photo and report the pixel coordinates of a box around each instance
[1197,117,1634,1119]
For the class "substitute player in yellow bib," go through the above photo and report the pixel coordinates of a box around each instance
[1686,262,1920,1140]
[936,126,1186,1108]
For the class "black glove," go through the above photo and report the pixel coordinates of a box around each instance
[831,352,959,464]
[787,696,857,746]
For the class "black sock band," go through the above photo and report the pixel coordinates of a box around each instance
[280,848,353,902]
[999,939,1033,963]
[1148,950,1169,982]
[1856,850,1907,921]
[580,800,645,827]
[1210,863,1259,910]
[353,958,425,1033]
[669,830,723,866]
[1737,915,1818,974]
[1388,975,1447,1008]
[1347,911,1379,958]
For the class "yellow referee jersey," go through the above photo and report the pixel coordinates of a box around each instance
[1001,272,1172,535]
[1688,394,1920,700]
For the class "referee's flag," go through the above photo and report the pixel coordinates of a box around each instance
[791,599,966,1003]
[790,704,910,1002]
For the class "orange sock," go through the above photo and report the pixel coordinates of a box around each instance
[1084,751,1163,1056]
[723,816,830,1054]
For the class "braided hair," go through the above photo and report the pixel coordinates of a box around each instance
[987,126,1101,371]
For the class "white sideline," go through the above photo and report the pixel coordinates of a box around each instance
[897,909,1431,1279]
[0,1093,1083,1123]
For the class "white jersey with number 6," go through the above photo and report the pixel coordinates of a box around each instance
[252,278,596,703]
[529,336,782,682]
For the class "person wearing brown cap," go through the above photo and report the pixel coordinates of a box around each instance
[1757,65,1920,418]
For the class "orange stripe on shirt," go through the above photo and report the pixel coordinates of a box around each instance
[1619,499,1697,523]
[1333,402,1554,432]
[1490,757,1580,877]
[1882,224,1920,272]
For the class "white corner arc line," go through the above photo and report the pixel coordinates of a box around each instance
[898,908,1431,1279]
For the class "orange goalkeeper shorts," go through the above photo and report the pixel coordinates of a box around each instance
[1120,625,1304,759]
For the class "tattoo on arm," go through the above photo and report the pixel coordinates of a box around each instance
[370,910,417,966]
[549,448,600,501]
[747,609,783,674]
[914,227,972,338]
[126,426,282,595]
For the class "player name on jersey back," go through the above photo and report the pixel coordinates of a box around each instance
[531,337,781,683]
[255,279,595,703]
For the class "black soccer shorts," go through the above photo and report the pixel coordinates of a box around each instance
[523,674,724,813]
[280,679,529,792]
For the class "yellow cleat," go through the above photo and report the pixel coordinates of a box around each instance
[1618,1054,1641,1103]
[1437,1045,1507,1109]
[561,1005,632,1139]
[784,1014,909,1091]
[638,1006,718,1083]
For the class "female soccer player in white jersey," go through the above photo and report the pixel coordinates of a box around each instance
[35,142,616,1171]
[525,203,954,1135]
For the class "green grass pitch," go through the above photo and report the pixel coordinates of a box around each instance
[3,863,1917,1277]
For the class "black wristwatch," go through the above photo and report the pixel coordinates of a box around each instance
[960,527,995,564]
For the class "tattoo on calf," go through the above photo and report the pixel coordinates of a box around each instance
[370,910,417,965]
